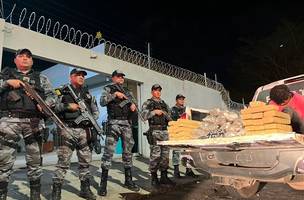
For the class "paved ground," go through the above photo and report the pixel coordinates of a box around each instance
[126,180,304,200]
[7,156,304,200]
[8,156,196,200]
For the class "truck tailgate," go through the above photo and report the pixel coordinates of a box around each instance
[158,132,304,150]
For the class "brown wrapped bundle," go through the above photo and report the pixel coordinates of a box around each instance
[241,104,277,115]
[168,119,202,140]
[241,101,292,135]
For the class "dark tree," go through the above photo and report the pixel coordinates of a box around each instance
[231,20,304,102]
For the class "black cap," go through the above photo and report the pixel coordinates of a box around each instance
[151,84,162,91]
[112,70,125,77]
[70,68,87,76]
[176,94,185,100]
[15,48,32,57]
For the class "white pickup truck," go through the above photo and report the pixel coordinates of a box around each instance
[159,75,304,199]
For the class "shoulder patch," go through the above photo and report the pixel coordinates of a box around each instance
[54,88,62,96]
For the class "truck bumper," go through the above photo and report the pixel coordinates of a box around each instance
[182,147,304,181]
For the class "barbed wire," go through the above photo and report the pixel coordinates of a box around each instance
[0,2,244,110]
[2,3,102,48]
[104,43,244,110]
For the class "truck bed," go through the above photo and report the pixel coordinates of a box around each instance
[158,132,304,150]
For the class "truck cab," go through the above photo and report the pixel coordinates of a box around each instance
[253,74,304,103]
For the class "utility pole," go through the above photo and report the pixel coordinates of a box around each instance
[204,73,207,87]
[215,73,218,90]
[147,42,151,69]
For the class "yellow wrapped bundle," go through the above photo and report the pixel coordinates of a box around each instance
[241,101,292,135]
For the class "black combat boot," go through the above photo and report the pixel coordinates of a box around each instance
[124,167,140,191]
[0,182,8,200]
[79,178,96,200]
[52,180,62,200]
[151,172,160,188]
[98,168,108,196]
[160,170,176,186]
[29,179,41,200]
[173,165,182,178]
[185,168,198,178]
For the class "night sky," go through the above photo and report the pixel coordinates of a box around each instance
[3,0,304,102]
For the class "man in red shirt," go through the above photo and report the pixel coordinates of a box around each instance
[269,84,304,134]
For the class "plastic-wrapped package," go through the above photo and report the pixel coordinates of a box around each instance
[203,115,217,123]
[209,108,222,116]
[221,122,232,131]
[168,108,245,140]
[223,111,239,122]
[193,129,209,139]
[196,108,244,138]
[215,115,227,126]
[199,122,219,131]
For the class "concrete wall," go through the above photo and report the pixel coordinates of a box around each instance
[0,19,226,158]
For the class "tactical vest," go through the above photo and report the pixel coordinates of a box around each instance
[171,105,185,121]
[59,85,92,121]
[147,98,169,126]
[0,67,45,113]
[106,84,131,120]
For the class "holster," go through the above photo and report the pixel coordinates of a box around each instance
[86,128,102,154]
[101,121,109,136]
[143,128,156,145]
[85,128,93,150]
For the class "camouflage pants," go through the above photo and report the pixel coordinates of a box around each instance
[172,150,181,166]
[101,120,134,170]
[0,117,42,183]
[149,130,169,173]
[53,126,92,183]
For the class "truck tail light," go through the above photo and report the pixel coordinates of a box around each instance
[296,159,304,174]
